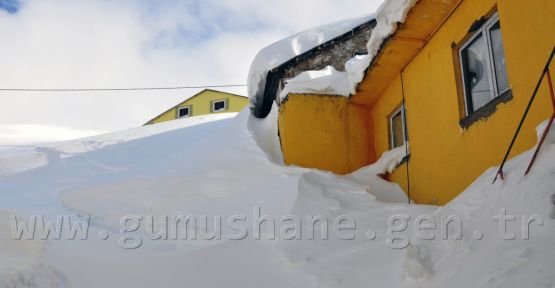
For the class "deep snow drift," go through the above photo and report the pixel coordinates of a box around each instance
[0,109,553,287]
[0,113,237,177]
[403,120,555,287]
[0,124,106,145]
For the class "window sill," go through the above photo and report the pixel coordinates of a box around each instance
[459,89,513,129]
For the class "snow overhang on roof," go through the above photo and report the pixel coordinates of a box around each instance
[352,0,463,105]
[247,14,376,118]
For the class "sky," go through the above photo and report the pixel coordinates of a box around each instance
[0,0,384,142]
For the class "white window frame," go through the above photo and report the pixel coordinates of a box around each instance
[177,106,191,118]
[459,12,509,115]
[211,99,228,112]
[389,104,407,149]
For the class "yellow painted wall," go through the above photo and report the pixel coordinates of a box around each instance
[370,79,410,194]
[371,0,555,204]
[279,94,376,175]
[145,89,249,125]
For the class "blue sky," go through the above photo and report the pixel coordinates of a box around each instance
[0,0,19,14]
[0,0,383,139]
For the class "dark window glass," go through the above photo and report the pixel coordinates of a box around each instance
[178,107,190,118]
[213,100,226,111]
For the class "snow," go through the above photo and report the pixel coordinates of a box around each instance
[0,113,237,177]
[366,0,418,60]
[403,123,555,287]
[247,14,375,102]
[280,53,374,101]
[274,0,418,102]
[0,124,106,145]
[247,103,284,164]
[535,118,555,144]
[347,143,410,203]
[0,146,49,177]
[0,208,65,288]
[0,104,554,287]
[279,66,352,99]
[353,142,409,176]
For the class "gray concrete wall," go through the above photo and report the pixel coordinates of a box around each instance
[281,24,374,80]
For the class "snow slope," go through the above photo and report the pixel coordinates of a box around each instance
[403,120,555,287]
[0,113,237,177]
[0,124,106,145]
[0,107,554,287]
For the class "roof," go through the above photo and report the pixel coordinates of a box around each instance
[353,0,463,105]
[249,0,463,113]
[248,14,376,118]
[144,89,247,125]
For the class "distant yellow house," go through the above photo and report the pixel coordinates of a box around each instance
[145,89,248,125]
[278,0,555,205]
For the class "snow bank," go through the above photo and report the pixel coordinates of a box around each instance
[1,100,554,287]
[0,113,237,177]
[0,104,428,287]
[0,147,49,177]
[277,169,435,287]
[247,104,284,164]
[0,210,65,287]
[535,118,555,144]
[0,210,43,268]
[351,143,409,177]
[347,143,410,203]
[58,109,301,241]
[0,124,106,145]
[248,14,374,101]
[277,0,418,101]
[52,113,238,156]
[403,120,555,287]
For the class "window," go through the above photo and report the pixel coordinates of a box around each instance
[459,12,509,115]
[211,99,228,112]
[177,106,191,118]
[389,104,407,149]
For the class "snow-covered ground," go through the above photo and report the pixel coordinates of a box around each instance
[0,124,106,145]
[0,113,237,177]
[0,109,553,287]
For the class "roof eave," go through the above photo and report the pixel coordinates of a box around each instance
[352,0,463,105]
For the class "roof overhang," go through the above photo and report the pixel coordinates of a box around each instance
[352,0,463,105]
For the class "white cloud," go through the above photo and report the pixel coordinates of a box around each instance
[0,0,383,137]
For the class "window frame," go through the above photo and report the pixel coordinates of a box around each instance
[389,104,407,149]
[211,99,228,112]
[458,12,509,116]
[177,105,192,118]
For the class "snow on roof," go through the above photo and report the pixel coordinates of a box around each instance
[247,14,375,101]
[366,0,418,62]
[278,54,370,101]
[274,0,418,101]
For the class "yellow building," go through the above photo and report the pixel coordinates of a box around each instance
[145,89,249,125]
[279,0,555,205]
